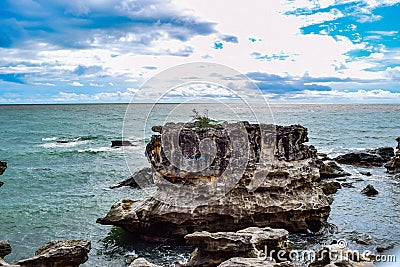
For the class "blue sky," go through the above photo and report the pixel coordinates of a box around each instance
[0,0,399,103]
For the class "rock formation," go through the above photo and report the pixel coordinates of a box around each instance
[0,240,11,259]
[16,240,91,267]
[110,167,154,189]
[184,227,290,267]
[0,161,6,188]
[318,181,341,195]
[334,147,394,167]
[318,161,350,179]
[98,122,331,242]
[360,184,379,196]
[111,140,134,147]
[385,137,400,174]
[129,258,161,267]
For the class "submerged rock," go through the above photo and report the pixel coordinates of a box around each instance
[360,184,379,196]
[111,140,134,147]
[129,257,161,267]
[218,257,295,267]
[318,161,350,179]
[17,240,91,267]
[376,244,394,253]
[318,181,341,195]
[110,167,154,189]
[184,227,290,267]
[359,171,372,176]
[98,123,331,242]
[385,137,400,174]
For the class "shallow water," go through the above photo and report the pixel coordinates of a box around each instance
[0,103,399,266]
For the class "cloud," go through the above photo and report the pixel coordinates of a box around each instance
[53,88,138,102]
[70,81,84,87]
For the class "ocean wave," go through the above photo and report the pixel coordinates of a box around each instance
[42,137,58,141]
[78,147,117,154]
[39,140,89,148]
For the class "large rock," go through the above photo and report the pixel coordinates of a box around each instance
[318,181,341,195]
[309,244,375,267]
[129,258,161,267]
[110,167,154,189]
[98,123,331,242]
[17,240,91,267]
[318,161,350,179]
[218,257,295,267]
[334,147,394,167]
[385,137,400,174]
[184,227,289,267]
[360,184,379,196]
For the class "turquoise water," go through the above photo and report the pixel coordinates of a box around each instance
[0,104,399,266]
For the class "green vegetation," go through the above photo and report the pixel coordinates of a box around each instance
[191,109,217,128]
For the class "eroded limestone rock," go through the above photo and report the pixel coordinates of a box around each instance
[0,240,11,258]
[110,167,154,189]
[129,257,161,267]
[98,123,331,242]
[184,227,290,267]
[17,240,91,267]
[318,161,350,179]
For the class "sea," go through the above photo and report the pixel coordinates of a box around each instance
[0,103,399,266]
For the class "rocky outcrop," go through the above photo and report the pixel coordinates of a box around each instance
[98,123,331,242]
[17,240,91,267]
[0,240,11,258]
[385,137,400,174]
[111,140,134,147]
[334,147,394,167]
[309,244,375,267]
[129,258,161,267]
[360,184,379,196]
[318,161,350,179]
[218,258,295,267]
[110,167,154,189]
[184,227,290,267]
[318,181,341,195]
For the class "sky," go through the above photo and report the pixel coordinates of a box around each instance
[0,0,400,104]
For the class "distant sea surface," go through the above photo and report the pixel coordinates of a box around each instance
[0,104,399,266]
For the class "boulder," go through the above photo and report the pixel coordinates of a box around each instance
[360,184,379,196]
[318,161,350,179]
[17,240,91,267]
[111,140,134,147]
[318,181,341,195]
[98,123,331,242]
[110,167,154,189]
[335,152,383,166]
[385,137,400,174]
[367,147,395,161]
[0,240,11,258]
[218,257,295,267]
[376,244,394,253]
[129,258,162,267]
[309,244,375,267]
[184,227,290,267]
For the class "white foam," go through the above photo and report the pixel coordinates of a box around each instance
[39,140,88,148]
[42,137,58,141]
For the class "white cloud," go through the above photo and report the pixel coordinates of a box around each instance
[53,88,138,102]
[70,81,84,87]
